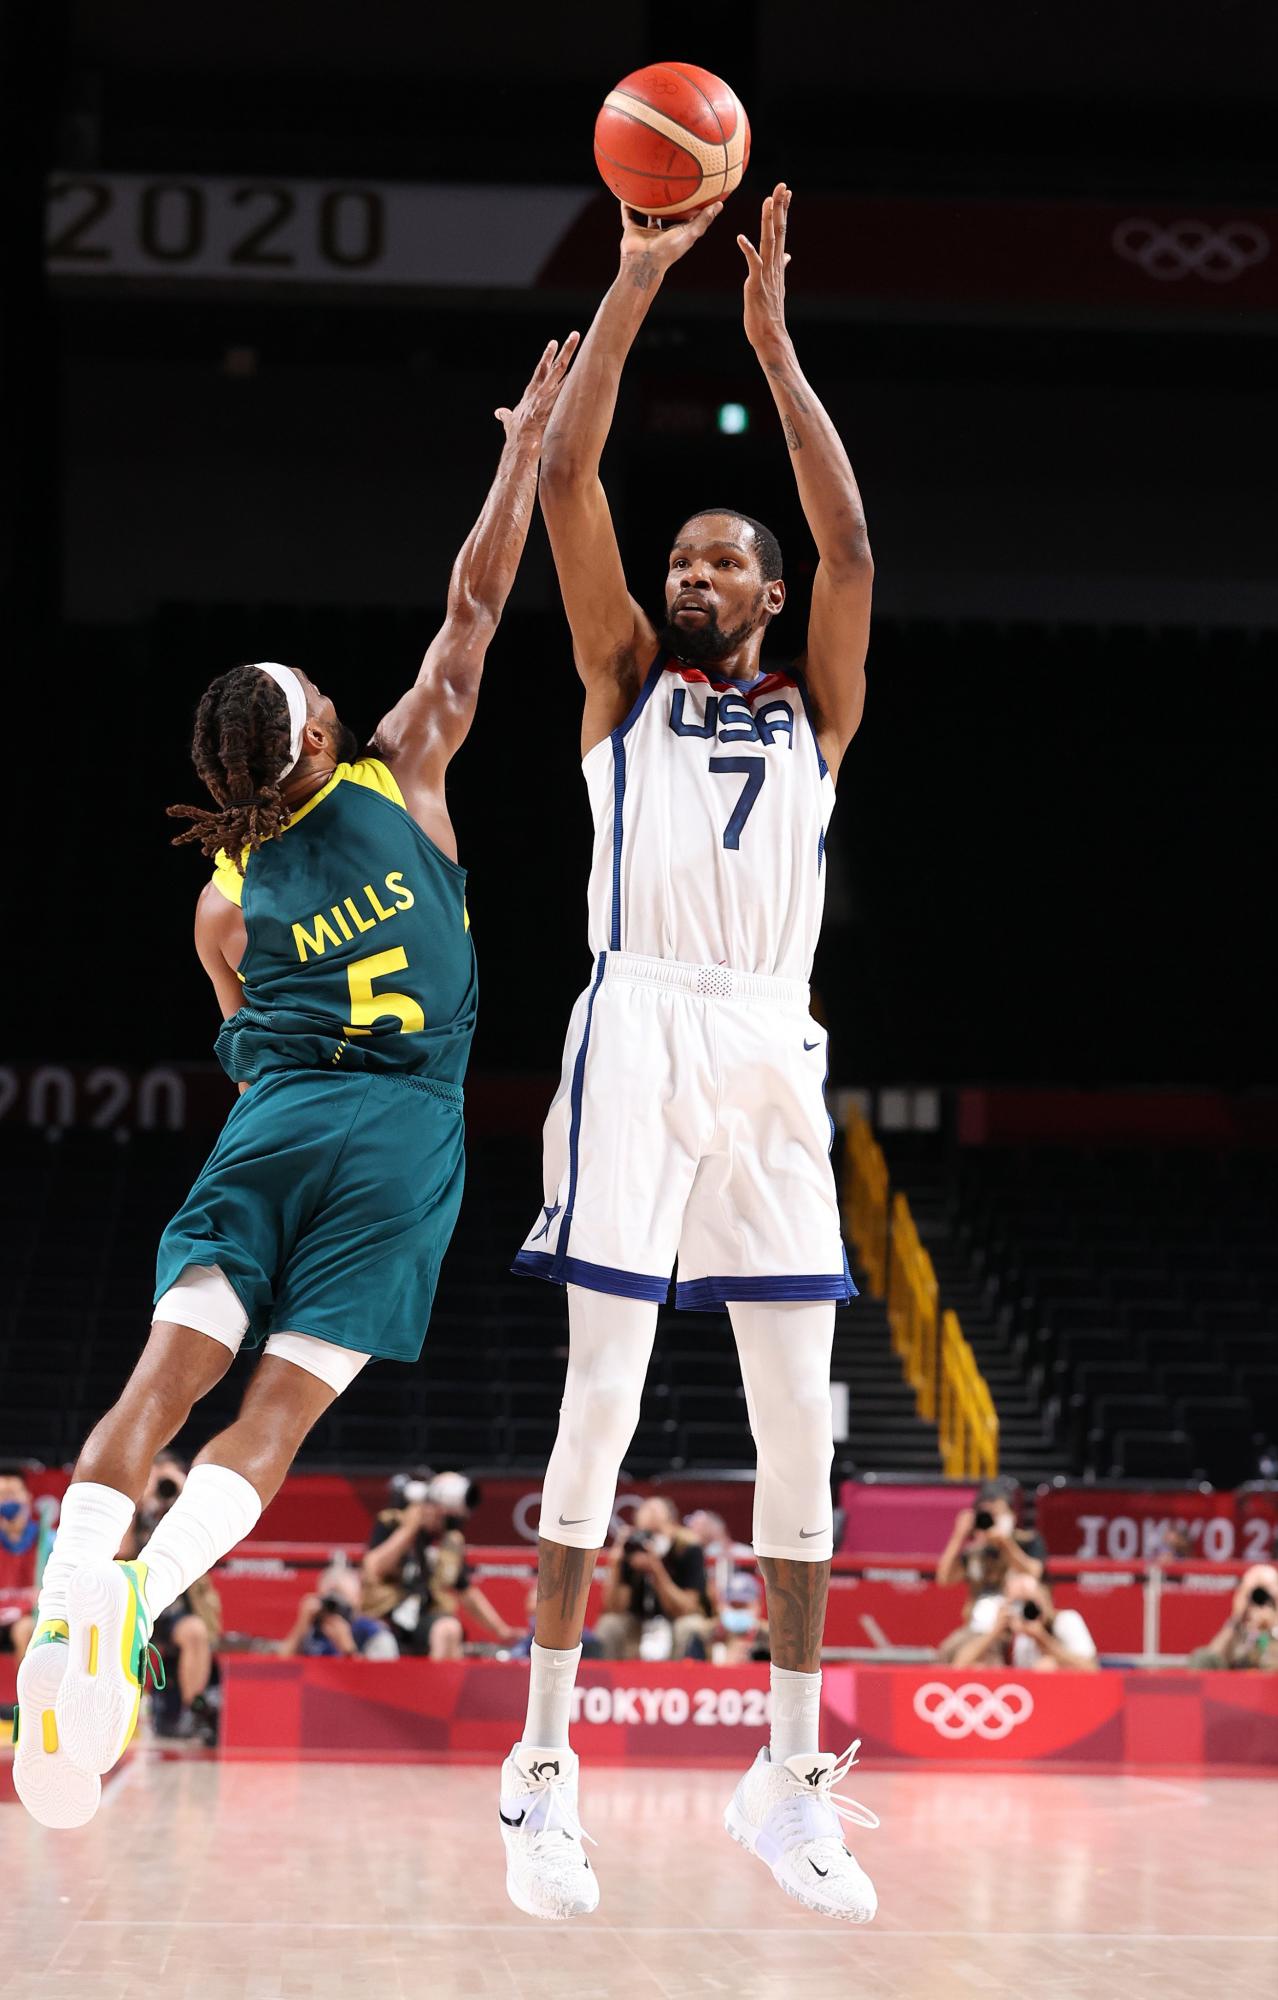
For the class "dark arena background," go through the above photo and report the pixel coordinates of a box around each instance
[2,5,1276,1996]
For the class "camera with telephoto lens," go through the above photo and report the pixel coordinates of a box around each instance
[1250,1586,1275,1609]
[974,1508,996,1531]
[154,1476,180,1503]
[316,1594,351,1622]
[624,1531,652,1559]
[1019,1599,1041,1621]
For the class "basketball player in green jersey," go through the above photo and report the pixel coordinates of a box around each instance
[13,331,579,1830]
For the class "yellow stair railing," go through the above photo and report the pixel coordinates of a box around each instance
[841,1110,999,1474]
[843,1109,889,1298]
[939,1308,1000,1478]
[887,1191,941,1420]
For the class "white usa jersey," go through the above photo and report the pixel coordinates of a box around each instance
[584,655,835,981]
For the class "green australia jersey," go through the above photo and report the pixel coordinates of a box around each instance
[209,759,476,1086]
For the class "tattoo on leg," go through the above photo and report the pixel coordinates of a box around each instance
[781,415,803,452]
[537,1538,593,1635]
[759,1556,830,1673]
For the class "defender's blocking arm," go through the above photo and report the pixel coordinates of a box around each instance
[539,201,722,746]
[372,334,579,804]
[740,184,873,775]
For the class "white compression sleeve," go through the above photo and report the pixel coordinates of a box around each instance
[135,1463,262,1618]
[537,1284,658,1550]
[728,1301,837,1562]
[36,1482,137,1625]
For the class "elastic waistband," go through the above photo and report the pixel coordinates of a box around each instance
[603,950,809,1008]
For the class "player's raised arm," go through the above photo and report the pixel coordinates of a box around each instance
[371,334,579,807]
[540,201,722,749]
[739,184,873,776]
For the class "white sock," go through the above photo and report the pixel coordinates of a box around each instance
[135,1463,262,1619]
[770,1664,823,1764]
[521,1641,583,1750]
[36,1481,136,1624]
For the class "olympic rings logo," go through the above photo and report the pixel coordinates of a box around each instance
[912,1682,1035,1741]
[1113,218,1270,284]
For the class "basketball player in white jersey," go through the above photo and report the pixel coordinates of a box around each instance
[497,186,878,1924]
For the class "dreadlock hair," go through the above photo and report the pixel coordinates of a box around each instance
[677,510,784,584]
[167,664,296,869]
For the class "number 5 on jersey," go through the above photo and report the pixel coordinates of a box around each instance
[709,757,766,851]
[345,947,425,1036]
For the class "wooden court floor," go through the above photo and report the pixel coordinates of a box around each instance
[2,1756,1275,1999]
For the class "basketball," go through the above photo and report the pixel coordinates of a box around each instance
[594,61,750,218]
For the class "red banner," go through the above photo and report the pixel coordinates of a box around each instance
[1036,1486,1278,1565]
[255,1474,757,1548]
[217,1659,1278,1773]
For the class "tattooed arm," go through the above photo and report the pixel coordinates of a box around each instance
[539,199,723,753]
[740,183,873,778]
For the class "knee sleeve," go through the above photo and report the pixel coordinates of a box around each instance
[729,1301,836,1561]
[263,1330,369,1394]
[153,1264,249,1353]
[538,1284,657,1549]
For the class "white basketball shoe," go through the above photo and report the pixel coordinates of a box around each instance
[499,1742,600,1920]
[725,1741,879,1922]
[13,1621,102,1829]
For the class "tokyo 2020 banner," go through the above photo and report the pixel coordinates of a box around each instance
[219,1660,1278,1773]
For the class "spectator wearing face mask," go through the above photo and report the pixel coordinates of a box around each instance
[949,1571,1099,1674]
[597,1495,713,1660]
[710,1571,771,1665]
[1188,1564,1278,1670]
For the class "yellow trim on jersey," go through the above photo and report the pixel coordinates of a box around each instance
[210,759,406,902]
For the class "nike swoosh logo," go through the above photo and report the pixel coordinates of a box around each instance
[499,1808,526,1828]
[803,1039,820,1051]
[808,1860,829,1878]
[559,1514,592,1527]
[799,1527,829,1539]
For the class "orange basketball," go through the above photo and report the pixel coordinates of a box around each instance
[594,62,750,219]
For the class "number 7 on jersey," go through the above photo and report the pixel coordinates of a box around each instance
[708,756,766,851]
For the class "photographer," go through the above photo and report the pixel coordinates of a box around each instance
[937,1476,1046,1605]
[596,1496,712,1660]
[950,1571,1098,1674]
[122,1452,221,1741]
[1188,1564,1278,1671]
[361,1469,518,1657]
[936,1476,1046,1660]
[279,1563,398,1659]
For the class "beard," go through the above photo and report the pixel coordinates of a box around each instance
[657,600,762,667]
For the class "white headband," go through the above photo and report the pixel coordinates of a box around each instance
[253,662,308,778]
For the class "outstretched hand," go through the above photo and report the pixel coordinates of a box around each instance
[738,181,792,354]
[494,332,581,445]
[618,199,723,284]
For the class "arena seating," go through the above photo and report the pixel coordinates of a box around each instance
[895,1141,1277,1483]
[4,1125,1271,1488]
[0,1124,939,1476]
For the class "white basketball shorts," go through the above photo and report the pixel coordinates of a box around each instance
[514,951,855,1311]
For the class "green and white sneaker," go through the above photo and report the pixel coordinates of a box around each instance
[13,1619,102,1828]
[58,1560,164,1777]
